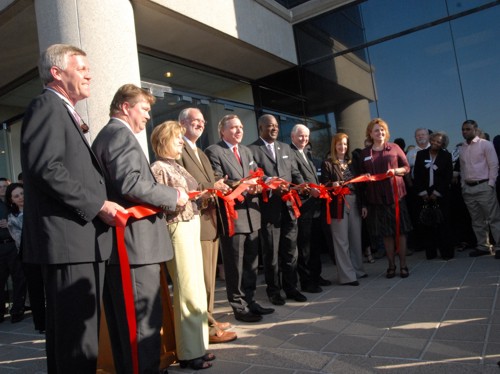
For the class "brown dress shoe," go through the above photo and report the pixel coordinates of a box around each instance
[214,321,232,331]
[209,327,237,344]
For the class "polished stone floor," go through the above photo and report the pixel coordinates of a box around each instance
[2,248,500,373]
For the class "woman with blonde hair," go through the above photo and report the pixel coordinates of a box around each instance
[150,120,214,370]
[321,133,366,286]
[359,118,412,279]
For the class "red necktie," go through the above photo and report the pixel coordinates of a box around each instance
[233,146,241,165]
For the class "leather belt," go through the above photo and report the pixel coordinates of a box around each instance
[465,179,488,186]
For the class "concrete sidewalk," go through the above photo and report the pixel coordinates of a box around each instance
[2,249,500,373]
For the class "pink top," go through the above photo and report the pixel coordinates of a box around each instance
[459,136,499,187]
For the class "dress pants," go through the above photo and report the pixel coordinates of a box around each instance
[297,214,322,288]
[23,262,46,331]
[220,230,259,313]
[462,183,500,252]
[104,263,163,374]
[43,261,104,374]
[330,195,365,284]
[0,243,26,316]
[261,203,299,296]
[167,216,208,360]
[201,238,218,326]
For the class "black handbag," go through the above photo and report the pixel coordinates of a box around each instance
[419,200,444,227]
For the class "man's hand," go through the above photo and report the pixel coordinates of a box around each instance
[176,188,189,207]
[310,188,320,198]
[98,201,128,226]
[0,219,8,229]
[214,177,231,194]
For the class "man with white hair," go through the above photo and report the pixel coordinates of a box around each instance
[290,124,329,293]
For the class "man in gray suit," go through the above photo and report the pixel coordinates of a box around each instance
[178,107,237,343]
[21,44,125,373]
[290,124,331,293]
[205,114,274,322]
[248,114,306,306]
[92,84,188,373]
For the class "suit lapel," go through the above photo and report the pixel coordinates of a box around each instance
[221,142,244,178]
[183,144,210,181]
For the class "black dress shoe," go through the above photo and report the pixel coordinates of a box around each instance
[10,312,24,323]
[268,294,286,306]
[249,303,275,315]
[234,311,262,323]
[342,281,360,286]
[285,291,307,302]
[318,277,332,286]
[469,249,491,257]
[495,251,500,259]
[301,285,323,293]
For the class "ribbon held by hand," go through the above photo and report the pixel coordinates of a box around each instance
[115,206,162,374]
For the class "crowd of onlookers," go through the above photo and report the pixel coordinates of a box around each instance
[1,42,500,373]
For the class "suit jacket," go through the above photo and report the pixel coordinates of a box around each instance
[205,141,260,234]
[290,143,320,219]
[177,143,218,241]
[92,119,177,265]
[248,139,304,223]
[413,148,453,198]
[21,89,111,264]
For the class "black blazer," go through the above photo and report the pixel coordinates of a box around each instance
[320,158,363,219]
[248,139,304,223]
[21,89,112,264]
[92,119,178,265]
[413,148,453,197]
[205,141,261,234]
[290,143,320,219]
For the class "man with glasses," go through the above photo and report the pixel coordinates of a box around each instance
[178,108,237,342]
[459,119,500,258]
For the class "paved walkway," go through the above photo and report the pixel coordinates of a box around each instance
[2,249,500,373]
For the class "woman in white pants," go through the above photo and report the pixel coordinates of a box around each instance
[321,133,367,286]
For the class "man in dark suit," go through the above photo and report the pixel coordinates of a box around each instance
[290,124,331,293]
[92,84,188,373]
[178,108,237,343]
[21,44,125,373]
[205,114,274,322]
[248,114,306,306]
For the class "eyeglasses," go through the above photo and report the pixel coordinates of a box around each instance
[191,118,206,125]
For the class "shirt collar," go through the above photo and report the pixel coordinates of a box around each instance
[111,117,134,133]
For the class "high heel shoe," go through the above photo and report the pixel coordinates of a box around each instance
[179,357,212,370]
[400,266,409,278]
[386,266,396,279]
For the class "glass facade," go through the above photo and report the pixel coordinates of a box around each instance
[291,0,500,149]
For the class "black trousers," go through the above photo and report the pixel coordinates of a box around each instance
[261,203,299,296]
[43,261,104,374]
[220,231,259,313]
[0,242,26,315]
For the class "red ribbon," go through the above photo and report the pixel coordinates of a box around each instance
[281,189,302,219]
[115,205,162,374]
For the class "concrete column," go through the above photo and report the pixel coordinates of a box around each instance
[34,0,149,156]
[334,98,371,150]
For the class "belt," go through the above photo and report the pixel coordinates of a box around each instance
[0,238,14,244]
[465,179,488,186]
